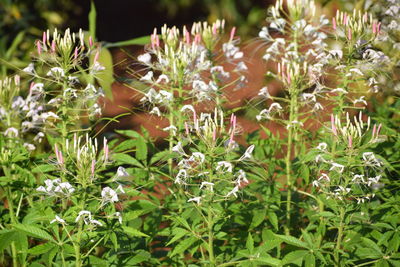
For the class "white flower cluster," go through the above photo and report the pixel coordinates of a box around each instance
[256,1,329,121]
[101,185,125,206]
[311,114,385,203]
[173,110,255,204]
[137,20,247,116]
[36,179,75,197]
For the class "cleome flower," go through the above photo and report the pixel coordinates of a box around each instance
[50,215,67,225]
[101,187,119,206]
[37,179,75,197]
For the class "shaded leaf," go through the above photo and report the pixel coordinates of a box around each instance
[13,224,54,242]
[122,226,149,238]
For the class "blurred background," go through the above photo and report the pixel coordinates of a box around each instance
[0,0,382,139]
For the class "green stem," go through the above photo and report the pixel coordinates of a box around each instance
[284,88,298,236]
[74,221,83,267]
[74,191,87,267]
[354,259,380,267]
[334,207,345,266]
[4,167,19,267]
[207,204,215,267]
[61,247,67,267]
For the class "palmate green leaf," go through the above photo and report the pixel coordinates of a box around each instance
[104,35,151,48]
[26,242,56,255]
[361,237,383,255]
[257,239,282,252]
[389,259,400,267]
[267,211,279,231]
[113,139,137,152]
[88,255,109,266]
[32,164,57,173]
[112,153,144,168]
[14,232,28,263]
[62,244,75,255]
[0,230,17,251]
[13,224,55,242]
[356,248,382,259]
[275,234,309,249]
[304,253,316,267]
[250,208,266,229]
[5,31,25,59]
[124,210,145,221]
[93,47,114,99]
[122,226,149,237]
[246,233,254,254]
[115,129,142,139]
[46,246,59,266]
[282,250,308,266]
[171,216,191,231]
[110,232,118,250]
[150,151,175,165]
[89,0,96,39]
[125,250,152,265]
[253,257,282,266]
[169,236,198,257]
[167,227,189,246]
[389,234,400,252]
[135,136,148,162]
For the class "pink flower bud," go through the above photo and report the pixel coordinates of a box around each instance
[194,34,201,44]
[377,123,382,136]
[151,34,155,50]
[74,47,79,61]
[229,115,237,146]
[14,75,20,85]
[104,143,109,162]
[348,28,352,40]
[51,40,56,52]
[185,30,191,44]
[91,159,96,176]
[89,36,93,47]
[372,21,377,34]
[59,151,64,165]
[37,41,42,55]
[185,122,190,135]
[42,32,47,46]
[372,124,377,139]
[377,22,381,34]
[94,50,100,63]
[343,14,348,25]
[331,114,337,136]
[213,129,217,142]
[212,24,217,35]
[55,144,63,165]
[332,17,337,30]
[348,135,352,148]
[230,27,236,41]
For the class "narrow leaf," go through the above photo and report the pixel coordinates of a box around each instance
[13,224,54,242]
[275,234,309,249]
[170,236,198,257]
[282,250,308,265]
[122,226,149,238]
[27,242,56,255]
[112,153,144,168]
[89,0,96,39]
[104,36,151,48]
